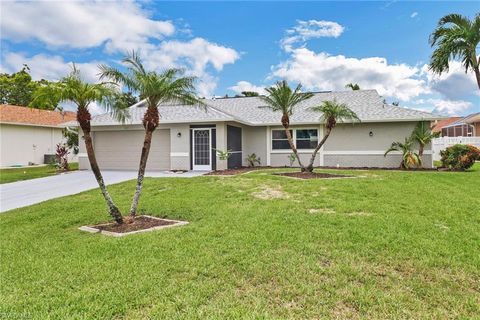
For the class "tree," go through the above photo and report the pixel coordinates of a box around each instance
[32,66,128,223]
[429,13,480,89]
[117,91,138,107]
[63,127,79,155]
[384,137,421,169]
[306,100,360,172]
[241,91,259,97]
[345,83,360,90]
[259,80,314,171]
[411,121,440,159]
[0,65,60,109]
[99,51,203,217]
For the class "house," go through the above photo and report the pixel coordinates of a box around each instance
[77,90,441,170]
[0,105,77,167]
[432,116,462,135]
[435,113,480,137]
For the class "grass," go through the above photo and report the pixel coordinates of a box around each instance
[1,165,479,319]
[0,163,78,184]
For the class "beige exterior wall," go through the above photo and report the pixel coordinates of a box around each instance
[0,123,75,167]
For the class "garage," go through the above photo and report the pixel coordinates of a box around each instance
[93,129,171,170]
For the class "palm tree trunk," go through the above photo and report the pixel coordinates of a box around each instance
[305,127,332,172]
[129,128,153,216]
[474,65,480,90]
[79,121,123,224]
[281,113,304,170]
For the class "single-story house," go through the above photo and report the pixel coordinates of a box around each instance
[0,104,77,167]
[77,90,441,170]
[435,113,480,137]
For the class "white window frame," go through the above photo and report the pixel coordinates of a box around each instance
[270,127,319,153]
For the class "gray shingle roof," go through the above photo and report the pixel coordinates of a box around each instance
[90,90,440,126]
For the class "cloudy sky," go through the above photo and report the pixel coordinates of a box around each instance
[1,1,479,116]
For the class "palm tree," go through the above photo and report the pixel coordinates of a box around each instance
[345,83,360,90]
[384,137,422,169]
[306,100,360,172]
[32,66,128,223]
[429,13,480,89]
[99,52,203,217]
[411,121,440,159]
[259,80,314,170]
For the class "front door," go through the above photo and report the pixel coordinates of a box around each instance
[192,129,212,170]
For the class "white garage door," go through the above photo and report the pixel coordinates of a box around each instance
[94,129,170,170]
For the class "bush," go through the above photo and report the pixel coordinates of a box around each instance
[440,144,480,171]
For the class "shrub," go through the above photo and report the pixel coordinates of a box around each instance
[440,144,480,171]
[246,153,261,167]
[55,143,70,171]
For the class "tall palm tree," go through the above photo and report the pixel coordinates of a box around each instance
[345,83,360,90]
[411,121,440,159]
[384,137,422,169]
[306,100,360,172]
[99,52,203,217]
[259,80,314,170]
[32,66,128,223]
[429,13,480,89]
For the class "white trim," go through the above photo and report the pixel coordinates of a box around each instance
[192,128,212,171]
[170,152,189,157]
[78,153,88,157]
[323,150,433,155]
[266,126,271,166]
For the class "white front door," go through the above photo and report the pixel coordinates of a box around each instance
[192,129,212,170]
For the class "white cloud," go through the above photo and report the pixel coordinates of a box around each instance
[271,48,427,101]
[421,61,478,100]
[281,20,344,51]
[0,52,101,83]
[0,1,174,52]
[408,98,472,116]
[229,81,267,95]
[410,12,418,18]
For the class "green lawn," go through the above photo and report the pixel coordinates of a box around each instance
[0,163,78,184]
[1,165,479,319]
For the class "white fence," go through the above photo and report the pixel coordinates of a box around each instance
[432,137,480,161]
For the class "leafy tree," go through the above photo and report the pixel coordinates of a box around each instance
[241,91,259,97]
[411,121,440,158]
[259,80,314,170]
[32,66,128,223]
[63,127,79,155]
[384,137,421,169]
[345,83,360,90]
[307,100,360,172]
[117,91,138,107]
[99,51,203,217]
[429,13,480,89]
[0,65,60,109]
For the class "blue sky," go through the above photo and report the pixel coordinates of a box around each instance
[1,1,479,115]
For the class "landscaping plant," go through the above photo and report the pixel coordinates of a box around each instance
[440,144,480,171]
[215,149,231,161]
[32,66,128,224]
[411,121,440,159]
[307,100,359,172]
[260,80,313,170]
[429,13,480,89]
[55,143,70,171]
[384,137,422,169]
[246,153,261,167]
[288,153,297,167]
[99,51,203,218]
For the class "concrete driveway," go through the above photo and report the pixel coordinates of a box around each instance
[0,170,207,213]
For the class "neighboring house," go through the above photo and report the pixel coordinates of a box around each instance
[0,105,77,167]
[434,113,480,137]
[77,90,441,170]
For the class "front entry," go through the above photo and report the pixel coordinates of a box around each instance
[192,129,212,170]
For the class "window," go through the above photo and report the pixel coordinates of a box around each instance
[296,129,318,149]
[271,129,318,150]
[272,130,292,150]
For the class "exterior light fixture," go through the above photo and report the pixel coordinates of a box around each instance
[369,131,373,137]
[177,132,182,138]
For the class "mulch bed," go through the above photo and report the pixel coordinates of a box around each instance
[317,166,438,171]
[274,172,352,179]
[206,166,272,175]
[94,216,176,234]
